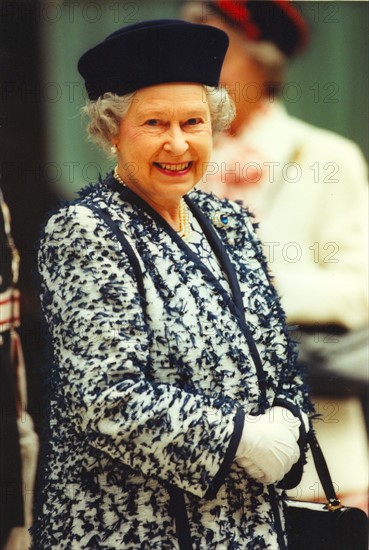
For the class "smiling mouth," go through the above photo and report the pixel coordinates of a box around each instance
[154,161,192,172]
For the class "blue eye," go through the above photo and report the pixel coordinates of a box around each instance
[146,119,160,126]
[185,118,201,126]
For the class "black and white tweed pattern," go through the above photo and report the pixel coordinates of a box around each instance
[31,177,311,549]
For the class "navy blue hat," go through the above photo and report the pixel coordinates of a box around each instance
[78,19,229,100]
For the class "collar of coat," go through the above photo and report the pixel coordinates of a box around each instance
[77,172,272,400]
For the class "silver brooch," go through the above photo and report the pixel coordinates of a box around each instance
[212,211,229,228]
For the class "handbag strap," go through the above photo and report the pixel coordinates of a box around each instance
[307,430,342,510]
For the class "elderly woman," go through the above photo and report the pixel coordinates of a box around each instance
[31,20,312,549]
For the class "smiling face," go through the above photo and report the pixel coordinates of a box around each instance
[113,83,213,210]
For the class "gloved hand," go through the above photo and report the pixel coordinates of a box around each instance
[235,406,301,484]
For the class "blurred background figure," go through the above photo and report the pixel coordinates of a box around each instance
[182,0,368,407]
[182,0,368,505]
[0,189,39,549]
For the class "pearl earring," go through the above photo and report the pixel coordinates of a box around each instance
[110,144,117,154]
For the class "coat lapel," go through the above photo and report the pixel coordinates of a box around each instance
[184,195,246,323]
[105,175,267,401]
[107,175,242,319]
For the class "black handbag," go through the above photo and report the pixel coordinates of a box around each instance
[284,431,368,550]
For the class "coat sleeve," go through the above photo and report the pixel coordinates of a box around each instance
[38,204,244,499]
[234,206,314,488]
[240,210,313,414]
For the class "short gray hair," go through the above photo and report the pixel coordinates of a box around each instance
[81,85,235,156]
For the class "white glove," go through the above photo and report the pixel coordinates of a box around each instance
[235,406,301,484]
[235,457,265,482]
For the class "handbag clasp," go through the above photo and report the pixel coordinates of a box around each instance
[328,498,342,511]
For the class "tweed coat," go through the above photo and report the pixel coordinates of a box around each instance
[32,174,311,549]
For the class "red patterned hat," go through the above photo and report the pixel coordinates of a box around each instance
[208,1,309,56]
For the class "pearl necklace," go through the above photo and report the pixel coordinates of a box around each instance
[178,199,192,241]
[113,166,192,241]
[113,165,125,186]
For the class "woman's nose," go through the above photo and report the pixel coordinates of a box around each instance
[163,125,189,155]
